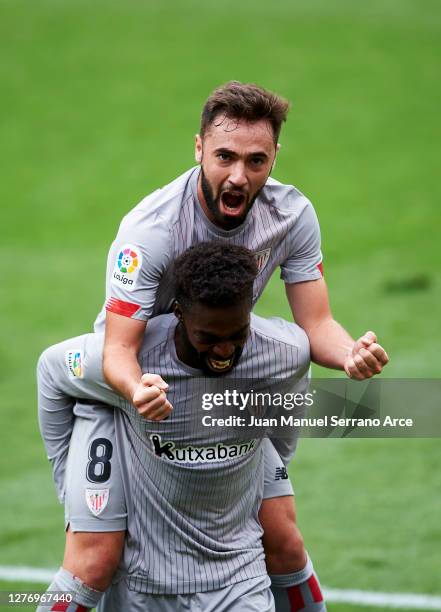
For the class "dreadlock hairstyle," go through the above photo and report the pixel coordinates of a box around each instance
[174,242,258,312]
[200,81,290,144]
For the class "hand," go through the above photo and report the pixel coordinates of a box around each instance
[132,373,173,420]
[344,331,389,380]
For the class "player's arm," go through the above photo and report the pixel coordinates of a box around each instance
[103,312,172,419]
[285,278,389,379]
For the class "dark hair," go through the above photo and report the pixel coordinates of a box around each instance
[174,242,258,311]
[200,81,290,144]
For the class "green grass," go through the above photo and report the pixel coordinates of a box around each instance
[0,0,440,608]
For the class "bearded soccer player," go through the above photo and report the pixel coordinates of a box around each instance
[38,82,388,610]
[39,243,320,611]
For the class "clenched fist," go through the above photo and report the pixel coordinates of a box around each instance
[132,373,173,420]
[344,331,389,380]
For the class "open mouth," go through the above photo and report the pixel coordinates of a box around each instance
[207,355,235,372]
[220,191,247,216]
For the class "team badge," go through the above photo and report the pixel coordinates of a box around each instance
[111,244,142,292]
[85,489,109,516]
[254,248,271,274]
[65,350,83,379]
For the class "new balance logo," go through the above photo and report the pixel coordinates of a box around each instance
[275,467,288,480]
[150,434,256,463]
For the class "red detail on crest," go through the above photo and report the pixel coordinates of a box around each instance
[308,574,324,602]
[106,298,141,318]
[91,492,104,512]
[317,262,324,276]
[287,585,305,611]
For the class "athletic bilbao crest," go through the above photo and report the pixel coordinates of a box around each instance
[254,248,271,274]
[85,489,109,516]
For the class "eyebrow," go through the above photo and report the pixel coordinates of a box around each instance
[214,147,269,159]
[195,324,250,340]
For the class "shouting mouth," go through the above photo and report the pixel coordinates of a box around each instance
[206,355,235,373]
[220,191,247,217]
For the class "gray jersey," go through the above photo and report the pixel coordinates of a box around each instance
[48,314,310,594]
[94,167,322,331]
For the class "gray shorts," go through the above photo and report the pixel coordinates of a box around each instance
[98,574,274,612]
[65,405,294,532]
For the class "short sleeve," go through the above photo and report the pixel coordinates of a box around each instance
[104,209,172,322]
[280,198,323,284]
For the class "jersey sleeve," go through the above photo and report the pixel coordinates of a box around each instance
[104,207,172,322]
[280,197,324,284]
[37,334,125,502]
[39,334,124,409]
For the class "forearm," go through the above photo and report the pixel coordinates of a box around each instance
[103,343,142,403]
[286,281,388,378]
[306,316,354,370]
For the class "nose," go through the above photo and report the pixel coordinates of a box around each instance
[228,162,247,189]
[212,342,235,359]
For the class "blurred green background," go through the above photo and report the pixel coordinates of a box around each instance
[0,0,440,609]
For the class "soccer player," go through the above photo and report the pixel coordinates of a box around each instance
[38,243,321,611]
[39,81,388,609]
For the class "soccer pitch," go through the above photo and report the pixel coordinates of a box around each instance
[0,0,440,609]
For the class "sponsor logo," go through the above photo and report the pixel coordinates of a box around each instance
[105,297,141,318]
[85,488,109,516]
[65,350,83,378]
[275,466,288,481]
[150,434,256,463]
[254,248,271,274]
[111,244,142,292]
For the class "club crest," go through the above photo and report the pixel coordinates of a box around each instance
[85,489,109,516]
[254,248,271,274]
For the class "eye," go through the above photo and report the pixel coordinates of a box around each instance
[231,330,249,343]
[217,152,231,162]
[196,333,218,345]
[250,157,265,167]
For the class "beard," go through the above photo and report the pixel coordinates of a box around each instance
[200,167,262,230]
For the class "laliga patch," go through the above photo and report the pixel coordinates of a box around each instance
[85,489,109,516]
[65,349,84,379]
[111,244,142,292]
[254,248,271,274]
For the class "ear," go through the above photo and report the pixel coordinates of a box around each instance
[174,302,183,321]
[195,134,203,164]
[271,143,281,171]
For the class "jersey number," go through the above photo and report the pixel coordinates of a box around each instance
[86,438,113,483]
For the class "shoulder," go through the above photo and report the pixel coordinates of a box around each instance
[118,167,198,238]
[250,313,309,352]
[245,313,311,378]
[139,314,176,355]
[261,176,315,217]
